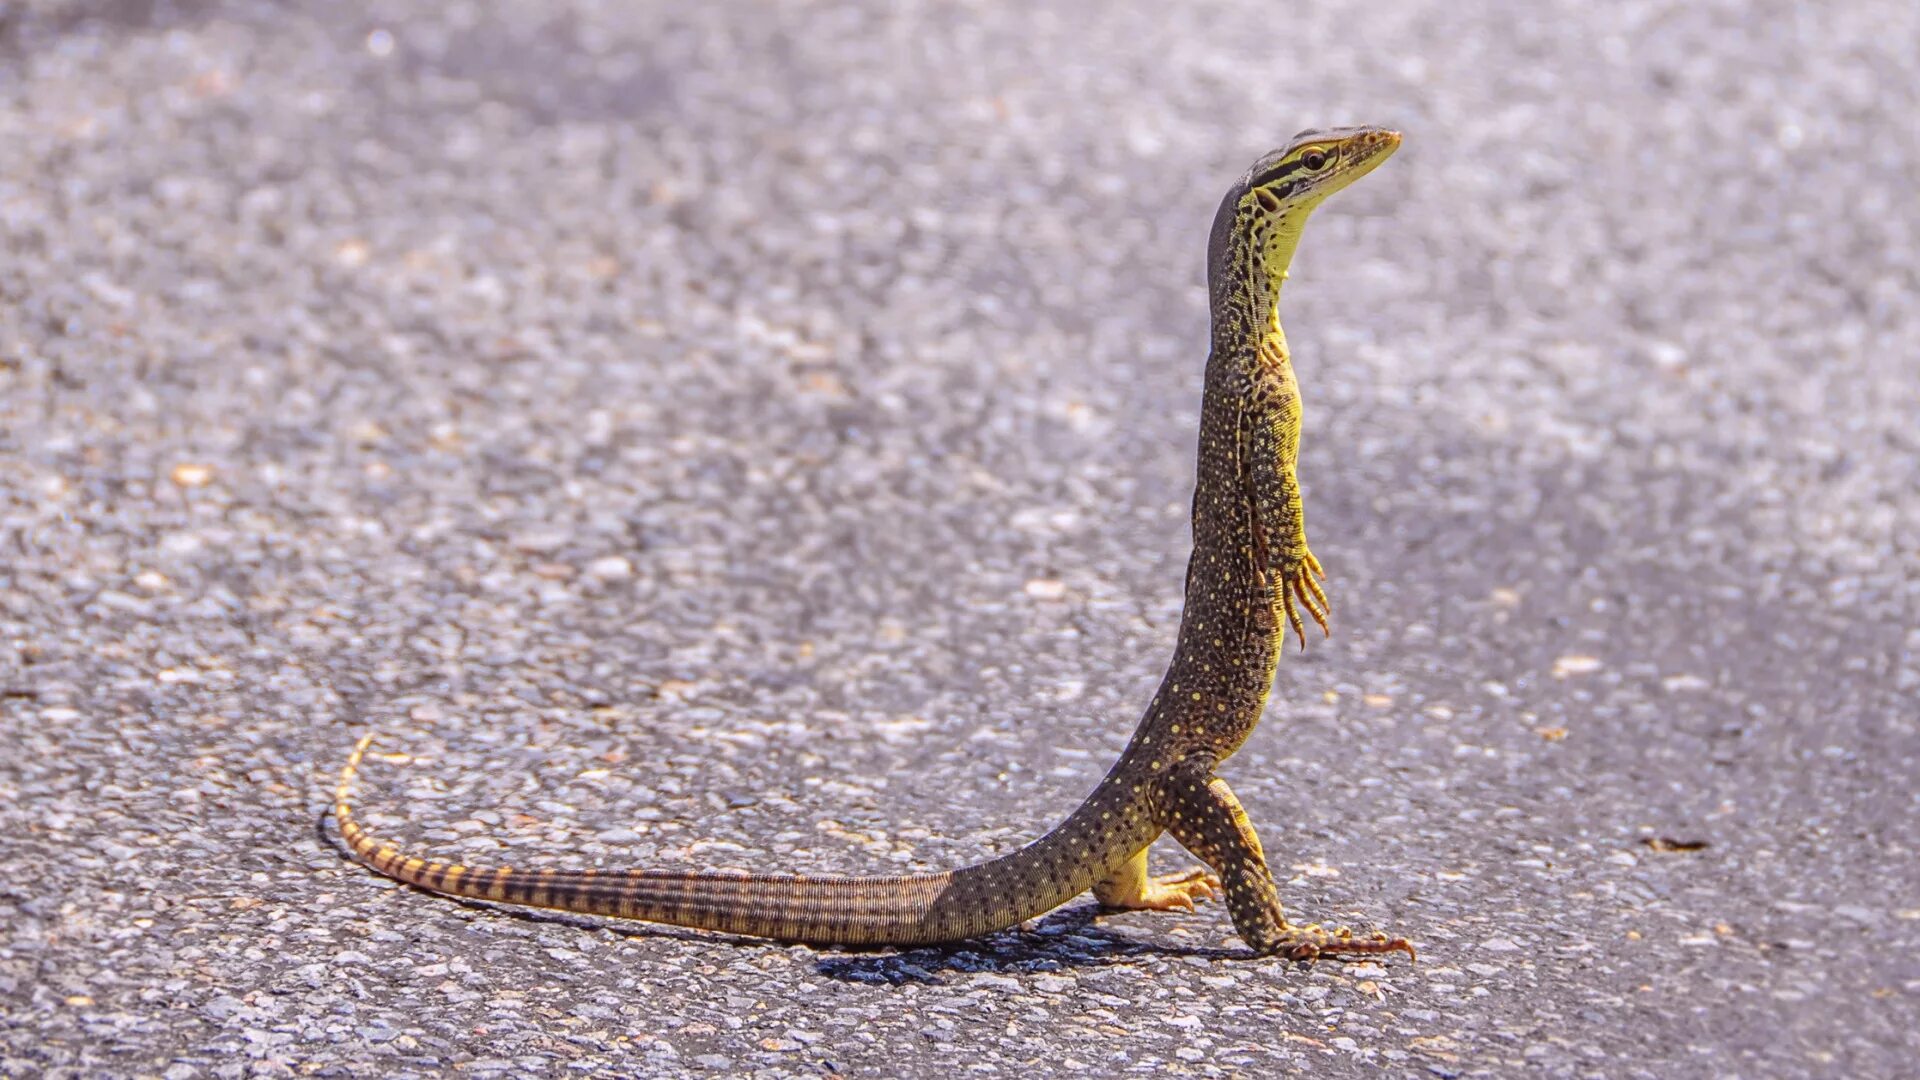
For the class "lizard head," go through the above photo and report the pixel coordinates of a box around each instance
[1208,126,1401,308]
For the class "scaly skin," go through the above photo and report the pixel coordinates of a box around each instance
[335,127,1412,961]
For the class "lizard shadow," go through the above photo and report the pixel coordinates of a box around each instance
[315,807,1245,974]
[809,906,1249,985]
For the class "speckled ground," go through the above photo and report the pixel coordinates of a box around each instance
[2,1,1916,1077]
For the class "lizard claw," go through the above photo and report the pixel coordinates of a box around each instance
[1264,923,1416,963]
[1279,547,1332,648]
[1101,869,1225,913]
[1140,869,1224,912]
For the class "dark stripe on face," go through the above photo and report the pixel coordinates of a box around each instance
[1252,157,1308,187]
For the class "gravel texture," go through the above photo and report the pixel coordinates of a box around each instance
[2,1,1917,1076]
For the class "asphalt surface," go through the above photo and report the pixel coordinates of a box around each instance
[3,1,1917,1076]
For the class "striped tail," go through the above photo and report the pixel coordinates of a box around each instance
[333,733,1062,945]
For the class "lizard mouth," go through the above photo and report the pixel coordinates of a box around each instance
[1319,129,1401,194]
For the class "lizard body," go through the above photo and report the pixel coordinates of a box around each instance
[335,127,1411,960]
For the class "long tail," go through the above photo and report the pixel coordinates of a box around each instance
[333,733,1099,945]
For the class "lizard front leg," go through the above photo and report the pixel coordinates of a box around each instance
[1159,765,1413,961]
[1242,366,1330,648]
[1092,847,1222,913]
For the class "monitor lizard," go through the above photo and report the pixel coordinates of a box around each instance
[335,126,1413,961]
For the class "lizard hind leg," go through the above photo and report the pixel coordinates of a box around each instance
[1160,766,1415,961]
[1092,848,1223,913]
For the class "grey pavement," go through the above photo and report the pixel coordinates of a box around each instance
[2,0,1917,1076]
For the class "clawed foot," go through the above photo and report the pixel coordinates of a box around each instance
[1258,922,1415,963]
[1101,869,1224,913]
[1278,547,1330,648]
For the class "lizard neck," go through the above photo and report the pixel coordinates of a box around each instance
[1115,329,1291,775]
[1119,194,1322,773]
[1103,172,1347,791]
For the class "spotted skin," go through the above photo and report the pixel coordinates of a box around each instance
[333,127,1412,960]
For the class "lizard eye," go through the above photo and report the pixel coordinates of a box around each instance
[1300,149,1329,171]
